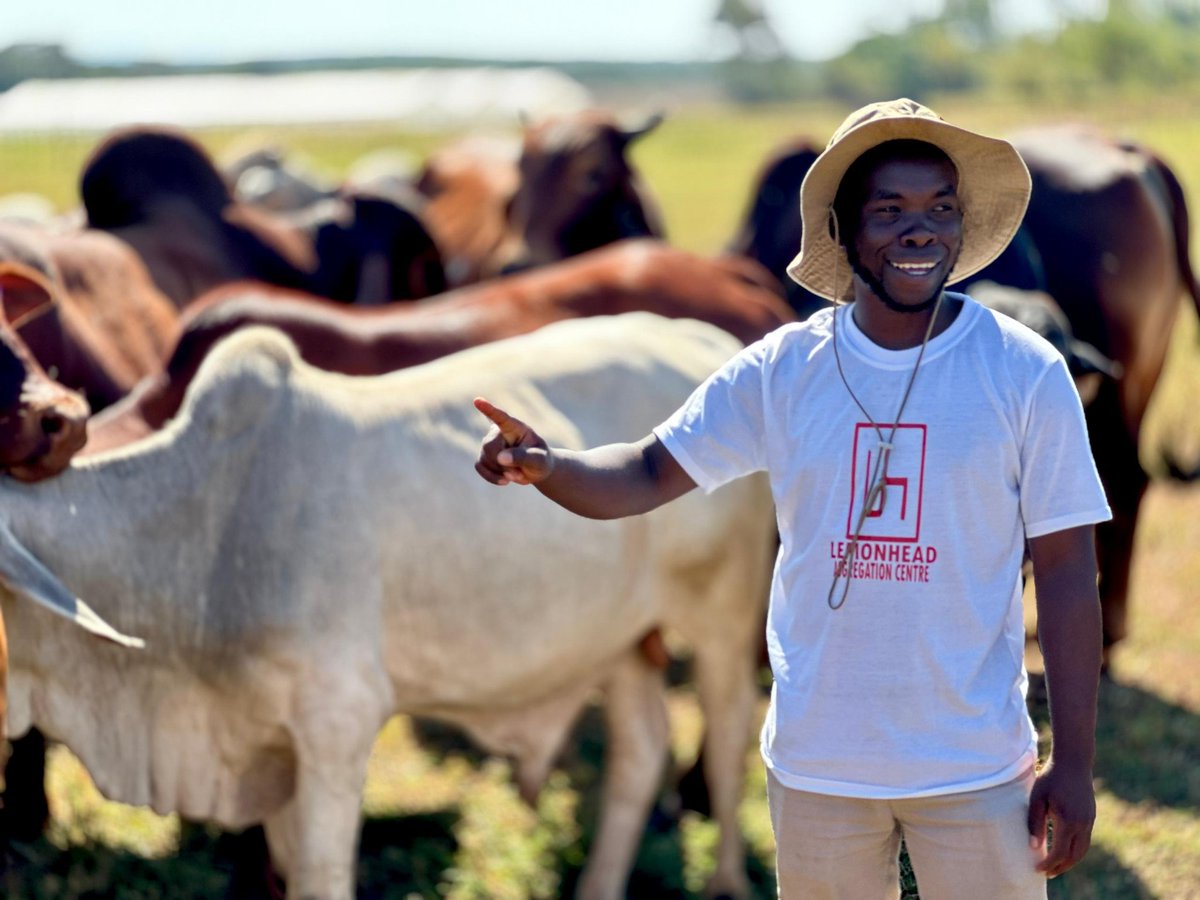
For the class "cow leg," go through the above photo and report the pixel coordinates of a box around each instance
[262,772,363,900]
[1094,451,1148,662]
[0,729,49,843]
[261,687,387,900]
[575,650,669,900]
[689,636,757,900]
[1086,386,1150,664]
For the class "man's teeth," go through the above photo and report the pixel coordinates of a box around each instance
[890,262,936,274]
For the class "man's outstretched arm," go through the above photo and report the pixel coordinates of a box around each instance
[473,397,697,519]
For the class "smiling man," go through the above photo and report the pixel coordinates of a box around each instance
[474,99,1111,898]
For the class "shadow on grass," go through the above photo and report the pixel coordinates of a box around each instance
[1028,672,1200,811]
[0,810,462,899]
[1047,843,1156,899]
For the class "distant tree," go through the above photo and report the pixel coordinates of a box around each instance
[711,0,810,102]
[941,0,998,45]
[0,43,84,92]
[983,0,1200,100]
[823,21,981,104]
[713,0,787,61]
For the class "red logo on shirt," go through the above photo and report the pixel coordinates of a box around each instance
[847,423,926,542]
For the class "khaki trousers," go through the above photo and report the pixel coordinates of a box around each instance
[766,767,1047,900]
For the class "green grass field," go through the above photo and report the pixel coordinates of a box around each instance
[1,95,1198,898]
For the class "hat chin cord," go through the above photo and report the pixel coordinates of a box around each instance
[827,213,945,610]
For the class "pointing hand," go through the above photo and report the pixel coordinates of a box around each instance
[474,397,554,486]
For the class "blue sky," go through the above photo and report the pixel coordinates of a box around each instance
[1,0,1101,65]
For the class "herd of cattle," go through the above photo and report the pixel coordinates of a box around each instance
[0,107,1195,898]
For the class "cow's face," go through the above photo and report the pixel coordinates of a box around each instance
[496,112,665,274]
[851,156,963,311]
[0,265,90,482]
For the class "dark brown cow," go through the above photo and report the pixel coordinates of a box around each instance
[491,110,666,275]
[80,126,445,308]
[1004,125,1200,658]
[415,111,666,286]
[724,136,829,320]
[84,239,793,454]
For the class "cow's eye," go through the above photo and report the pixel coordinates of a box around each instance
[581,169,606,192]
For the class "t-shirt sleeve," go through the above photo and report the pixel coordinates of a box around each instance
[652,339,768,494]
[1019,358,1113,537]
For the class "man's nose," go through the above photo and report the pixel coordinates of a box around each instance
[900,221,937,245]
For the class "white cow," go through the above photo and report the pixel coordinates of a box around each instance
[0,313,775,899]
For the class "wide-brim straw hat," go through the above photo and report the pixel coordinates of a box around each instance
[786,98,1031,302]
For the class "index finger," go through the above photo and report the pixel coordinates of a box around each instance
[1037,821,1089,878]
[473,397,526,442]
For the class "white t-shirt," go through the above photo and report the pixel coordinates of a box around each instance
[653,294,1112,799]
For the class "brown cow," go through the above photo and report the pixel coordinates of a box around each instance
[79,126,445,308]
[1004,125,1200,659]
[415,111,665,286]
[85,238,794,454]
[413,135,522,288]
[0,264,91,481]
[0,222,179,412]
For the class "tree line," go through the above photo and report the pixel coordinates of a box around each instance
[4,0,1200,105]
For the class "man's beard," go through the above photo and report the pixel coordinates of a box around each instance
[848,253,949,314]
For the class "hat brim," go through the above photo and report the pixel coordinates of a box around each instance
[786,115,1031,302]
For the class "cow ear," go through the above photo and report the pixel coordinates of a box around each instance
[0,521,145,648]
[621,111,665,144]
[0,263,57,327]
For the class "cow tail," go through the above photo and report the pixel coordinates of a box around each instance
[1147,152,1200,329]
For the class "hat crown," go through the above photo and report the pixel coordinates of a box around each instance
[828,98,943,150]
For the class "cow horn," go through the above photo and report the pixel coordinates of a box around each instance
[621,111,665,143]
[1068,338,1123,379]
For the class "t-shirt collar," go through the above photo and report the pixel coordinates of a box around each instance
[837,291,979,369]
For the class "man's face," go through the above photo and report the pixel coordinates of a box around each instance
[852,157,963,309]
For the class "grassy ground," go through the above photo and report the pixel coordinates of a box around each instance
[0,95,1198,897]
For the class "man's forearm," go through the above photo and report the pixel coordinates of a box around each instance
[1025,526,1102,875]
[1037,579,1102,766]
[535,444,662,519]
[1030,525,1103,766]
[535,436,697,520]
